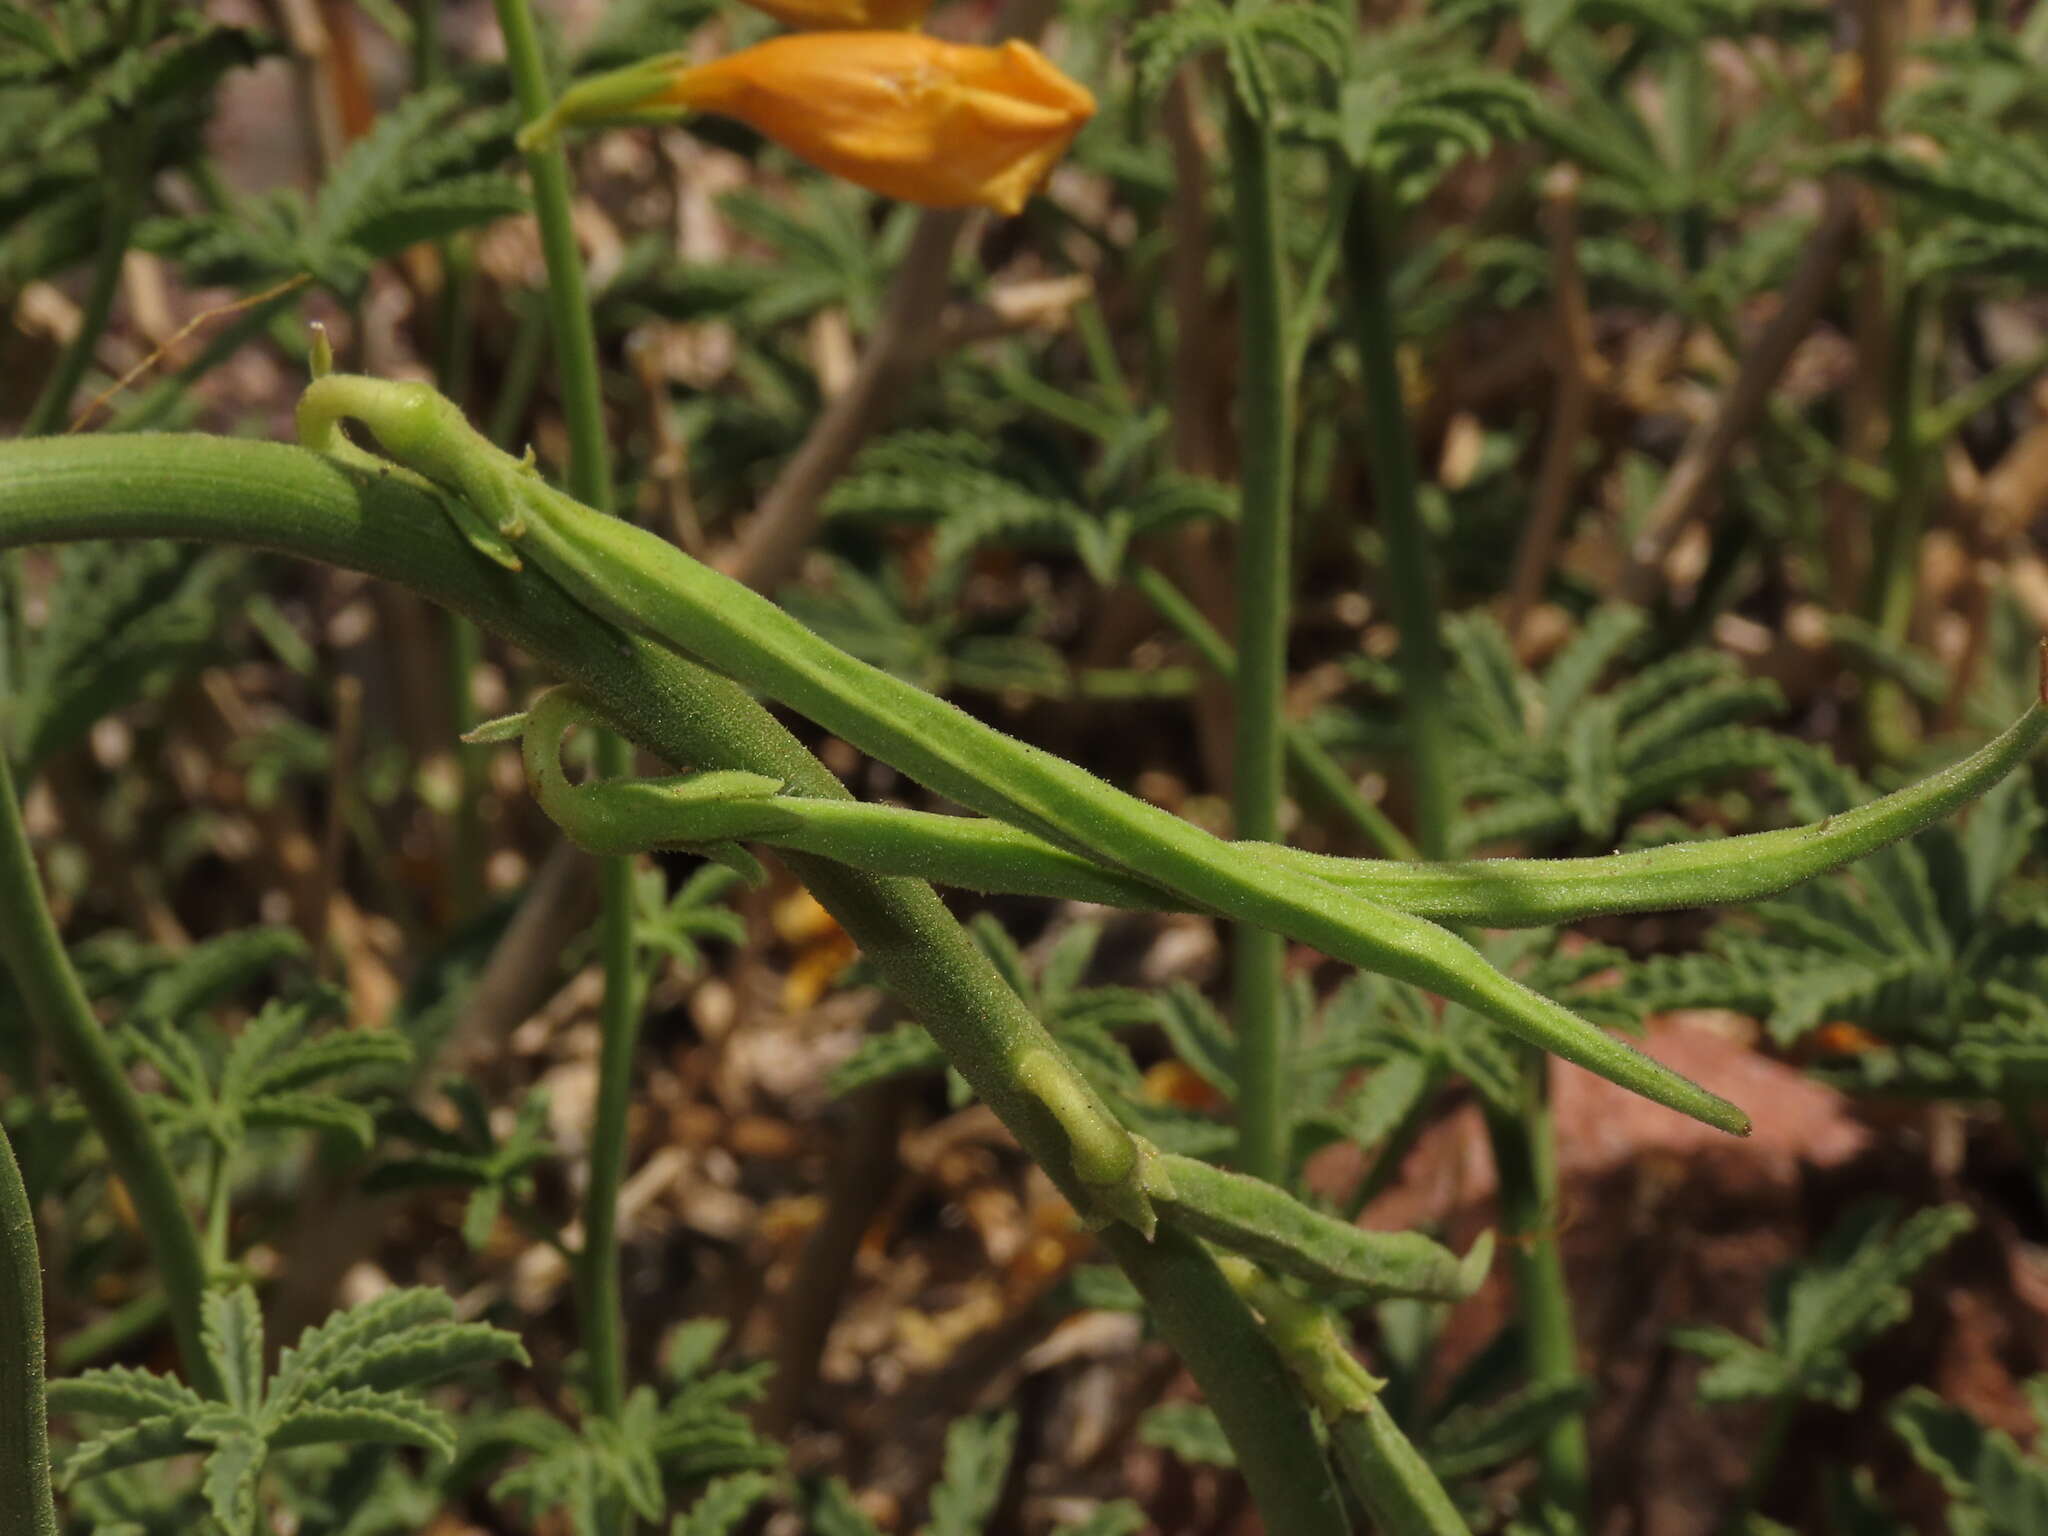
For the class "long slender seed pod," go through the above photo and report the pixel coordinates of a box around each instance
[0,432,1354,1536]
[1158,1154,1492,1300]
[496,444,1748,1133]
[513,684,2048,930]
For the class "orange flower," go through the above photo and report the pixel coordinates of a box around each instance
[527,36,1095,216]
[739,0,930,30]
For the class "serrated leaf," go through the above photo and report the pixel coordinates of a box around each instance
[60,1415,203,1482]
[203,1288,266,1415]
[923,1412,1017,1536]
[673,1471,776,1536]
[1138,1402,1236,1468]
[48,1365,207,1423]
[268,1387,456,1461]
[807,1477,884,1536]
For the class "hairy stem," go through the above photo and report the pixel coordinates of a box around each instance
[0,747,221,1397]
[0,1119,58,1536]
[1223,94,1297,1183]
[0,434,1353,1535]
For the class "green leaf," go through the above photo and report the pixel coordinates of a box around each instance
[60,1416,203,1482]
[1139,1402,1237,1469]
[673,1471,776,1536]
[1053,1502,1148,1536]
[923,1412,1017,1536]
[203,1288,266,1416]
[807,1477,884,1536]
[47,1364,207,1423]
[267,1387,456,1461]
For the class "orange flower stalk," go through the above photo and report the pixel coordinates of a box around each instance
[739,0,930,30]
[521,36,1095,216]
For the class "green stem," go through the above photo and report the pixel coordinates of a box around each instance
[1484,1078,1589,1517]
[0,435,1354,1536]
[418,0,485,919]
[1342,173,1453,859]
[203,1143,232,1267]
[0,748,220,1397]
[1866,277,1931,760]
[1346,171,1586,1515]
[491,0,635,1439]
[1227,1259,1470,1536]
[0,1119,58,1536]
[1134,565,1416,860]
[1720,1392,1796,1533]
[1329,1401,1471,1536]
[23,0,162,435]
[1223,96,1297,1183]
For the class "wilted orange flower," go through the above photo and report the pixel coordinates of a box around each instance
[739,0,929,30]
[529,36,1095,216]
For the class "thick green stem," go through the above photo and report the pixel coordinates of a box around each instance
[491,0,635,1436]
[1329,1400,1471,1536]
[0,434,1354,1536]
[0,1120,58,1536]
[1342,175,1453,860]
[0,747,220,1397]
[1227,1260,1470,1536]
[1223,96,1297,1183]
[1134,566,1417,860]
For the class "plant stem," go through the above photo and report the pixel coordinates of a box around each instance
[23,0,162,436]
[1345,172,1589,1516]
[1343,172,1453,860]
[1133,565,1417,860]
[490,0,636,1465]
[0,747,221,1397]
[1484,1077,1590,1517]
[1719,1392,1796,1533]
[1330,1399,1471,1536]
[1866,275,1931,760]
[0,433,1354,1536]
[0,1119,58,1536]
[1223,94,1297,1183]
[416,0,485,920]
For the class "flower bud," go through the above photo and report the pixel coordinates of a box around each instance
[525,36,1095,216]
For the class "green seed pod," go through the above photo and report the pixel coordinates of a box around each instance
[1156,1152,1492,1301]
